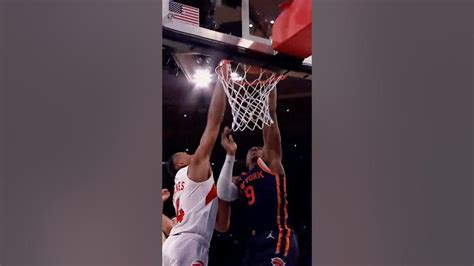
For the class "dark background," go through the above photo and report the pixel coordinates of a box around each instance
[1,1,472,266]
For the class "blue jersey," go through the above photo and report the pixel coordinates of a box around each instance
[237,158,290,233]
[237,158,298,261]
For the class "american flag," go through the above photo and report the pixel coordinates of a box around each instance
[169,1,200,27]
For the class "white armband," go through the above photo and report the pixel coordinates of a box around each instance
[217,154,239,201]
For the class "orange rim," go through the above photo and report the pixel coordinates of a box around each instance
[215,62,287,86]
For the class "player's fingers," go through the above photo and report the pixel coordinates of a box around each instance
[222,127,231,142]
[229,134,235,143]
[221,127,229,142]
[224,126,231,136]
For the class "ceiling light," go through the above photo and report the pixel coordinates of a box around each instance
[230,72,243,81]
[192,69,212,88]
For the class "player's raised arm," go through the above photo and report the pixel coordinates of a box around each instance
[217,127,239,200]
[215,127,240,232]
[188,70,227,182]
[262,89,285,175]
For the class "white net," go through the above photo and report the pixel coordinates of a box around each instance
[215,60,286,131]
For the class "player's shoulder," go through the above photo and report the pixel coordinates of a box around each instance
[257,157,286,176]
[174,166,188,181]
[256,157,275,175]
[176,166,187,175]
[177,166,216,186]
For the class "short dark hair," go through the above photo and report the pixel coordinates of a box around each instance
[247,146,263,152]
[164,154,178,177]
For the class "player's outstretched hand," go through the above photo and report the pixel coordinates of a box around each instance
[221,126,237,156]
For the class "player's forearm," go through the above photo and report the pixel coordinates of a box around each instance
[194,87,226,160]
[217,154,239,201]
[162,214,174,236]
[264,111,281,142]
[268,110,278,124]
[207,85,226,126]
[263,89,279,140]
[268,89,277,113]
[263,110,283,161]
[215,199,231,232]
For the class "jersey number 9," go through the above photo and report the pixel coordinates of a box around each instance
[244,186,255,206]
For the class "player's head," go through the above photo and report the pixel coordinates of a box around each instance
[246,146,263,168]
[172,152,192,170]
[166,152,192,176]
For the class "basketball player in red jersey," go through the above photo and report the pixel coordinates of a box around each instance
[162,61,231,266]
[216,89,299,266]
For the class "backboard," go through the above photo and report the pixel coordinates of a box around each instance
[162,0,312,85]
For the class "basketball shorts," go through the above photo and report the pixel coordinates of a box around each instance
[242,228,299,266]
[162,232,210,266]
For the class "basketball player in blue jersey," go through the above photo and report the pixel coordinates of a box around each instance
[216,89,299,266]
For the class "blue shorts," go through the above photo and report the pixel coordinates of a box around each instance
[242,228,299,266]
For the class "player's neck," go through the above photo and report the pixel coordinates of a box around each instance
[248,162,256,170]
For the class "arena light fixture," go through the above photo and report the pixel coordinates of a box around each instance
[192,68,212,88]
[230,72,243,82]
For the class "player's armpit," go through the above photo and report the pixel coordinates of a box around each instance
[214,199,231,233]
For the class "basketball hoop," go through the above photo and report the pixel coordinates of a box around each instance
[215,60,286,131]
